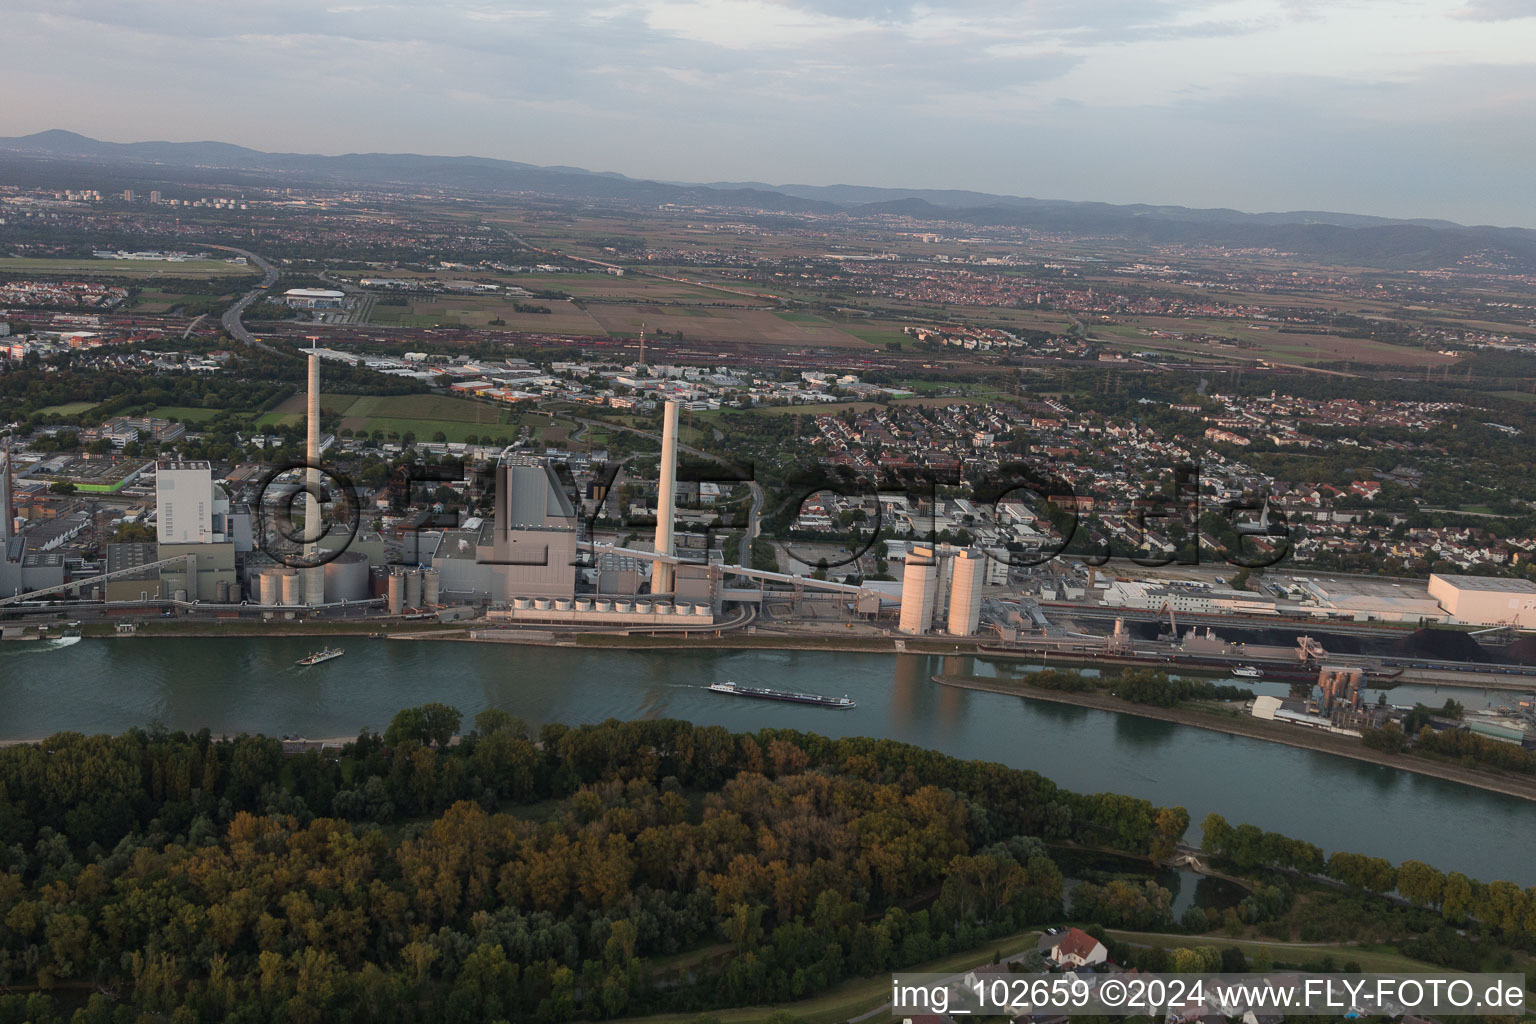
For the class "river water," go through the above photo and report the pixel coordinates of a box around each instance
[2,638,1532,884]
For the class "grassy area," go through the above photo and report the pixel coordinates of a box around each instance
[0,257,252,278]
[146,405,225,424]
[255,392,517,441]
[33,401,98,418]
[608,929,1041,1024]
[1107,930,1450,973]
[843,326,911,347]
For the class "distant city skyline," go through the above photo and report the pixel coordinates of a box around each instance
[5,0,1535,227]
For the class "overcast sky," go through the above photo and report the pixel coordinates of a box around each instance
[6,0,1535,226]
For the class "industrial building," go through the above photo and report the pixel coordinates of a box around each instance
[430,456,580,602]
[1102,580,1277,616]
[1428,573,1536,628]
[157,461,231,545]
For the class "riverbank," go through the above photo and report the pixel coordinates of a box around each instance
[932,673,1536,803]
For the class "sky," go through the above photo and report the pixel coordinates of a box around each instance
[5,0,1536,226]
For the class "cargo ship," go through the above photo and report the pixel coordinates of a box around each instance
[296,647,344,666]
[707,681,854,708]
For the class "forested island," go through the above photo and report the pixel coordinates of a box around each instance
[0,712,1532,1022]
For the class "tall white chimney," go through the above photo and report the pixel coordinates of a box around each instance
[303,343,325,605]
[652,399,679,594]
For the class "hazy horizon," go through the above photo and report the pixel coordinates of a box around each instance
[6,0,1535,228]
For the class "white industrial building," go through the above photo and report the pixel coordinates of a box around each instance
[283,288,346,309]
[1102,580,1276,616]
[156,461,230,544]
[1428,574,1536,628]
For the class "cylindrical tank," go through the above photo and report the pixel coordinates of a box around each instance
[554,598,571,611]
[370,566,388,599]
[594,599,612,612]
[259,568,283,606]
[947,549,985,636]
[533,598,551,611]
[280,571,302,607]
[653,601,672,615]
[303,565,325,606]
[404,568,422,610]
[323,551,370,603]
[512,597,532,610]
[173,589,188,603]
[215,580,230,603]
[615,599,632,613]
[575,598,592,612]
[899,545,939,635]
[635,600,651,614]
[423,568,441,607]
[387,571,405,616]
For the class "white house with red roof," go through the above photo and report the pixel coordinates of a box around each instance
[1049,927,1107,967]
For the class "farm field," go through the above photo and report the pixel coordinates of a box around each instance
[1095,315,1461,368]
[0,257,253,278]
[584,303,872,347]
[369,295,605,335]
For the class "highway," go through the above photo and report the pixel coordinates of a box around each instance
[200,243,281,353]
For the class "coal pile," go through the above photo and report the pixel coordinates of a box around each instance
[1504,635,1536,666]
[1393,627,1493,663]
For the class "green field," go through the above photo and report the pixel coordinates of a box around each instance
[33,401,99,418]
[0,257,253,278]
[145,405,226,424]
[256,391,518,442]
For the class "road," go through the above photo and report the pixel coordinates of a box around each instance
[200,244,281,353]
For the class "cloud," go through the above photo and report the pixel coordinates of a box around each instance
[0,0,1532,224]
[1453,0,1536,19]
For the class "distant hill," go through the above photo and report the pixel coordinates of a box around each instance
[2,130,1533,270]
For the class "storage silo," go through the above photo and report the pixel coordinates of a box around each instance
[259,568,284,606]
[899,544,938,634]
[404,568,422,610]
[387,571,405,615]
[303,565,325,606]
[215,580,231,604]
[423,568,441,607]
[323,551,370,603]
[280,570,302,607]
[946,548,985,636]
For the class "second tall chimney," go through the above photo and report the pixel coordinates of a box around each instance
[652,399,679,594]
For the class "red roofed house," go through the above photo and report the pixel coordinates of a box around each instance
[1049,927,1107,967]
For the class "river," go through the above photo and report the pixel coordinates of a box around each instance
[3,638,1532,885]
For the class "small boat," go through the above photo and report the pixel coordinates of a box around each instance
[707,681,854,708]
[1232,665,1264,678]
[296,647,344,666]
